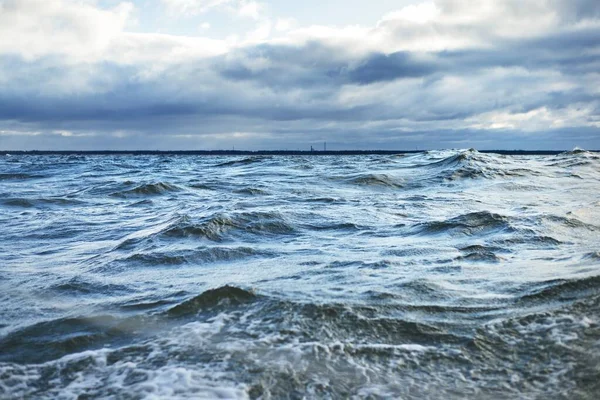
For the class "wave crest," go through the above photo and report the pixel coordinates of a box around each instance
[110,182,181,197]
[413,211,512,236]
[162,212,296,241]
[167,286,257,317]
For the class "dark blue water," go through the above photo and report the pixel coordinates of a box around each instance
[1,149,599,399]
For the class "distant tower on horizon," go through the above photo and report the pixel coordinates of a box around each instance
[324,142,326,151]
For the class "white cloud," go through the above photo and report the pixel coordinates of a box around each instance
[0,0,230,66]
[0,0,133,62]
[161,0,232,16]
[107,32,229,68]
[3,0,592,66]
[244,20,272,42]
[380,2,440,24]
[161,0,264,20]
[467,104,600,131]
[275,17,296,32]
[274,0,600,54]
[237,1,261,20]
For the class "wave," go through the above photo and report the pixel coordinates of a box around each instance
[215,157,268,167]
[344,173,404,188]
[233,187,270,195]
[303,222,365,232]
[0,315,131,364]
[454,244,507,263]
[456,251,504,263]
[412,211,512,236]
[539,214,599,231]
[0,288,263,364]
[110,182,181,197]
[162,285,467,346]
[126,199,154,207]
[416,149,546,182]
[1,197,84,208]
[303,197,345,203]
[2,283,598,398]
[582,251,600,260]
[122,246,272,266]
[518,274,600,304]
[167,286,258,318]
[0,173,46,181]
[161,212,296,242]
[188,183,216,190]
[549,148,600,168]
[50,278,130,296]
[283,302,464,345]
[560,147,597,156]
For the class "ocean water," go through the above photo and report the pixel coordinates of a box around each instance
[0,149,599,399]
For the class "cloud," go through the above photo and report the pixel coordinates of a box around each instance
[237,1,262,20]
[275,18,296,32]
[380,2,440,24]
[0,0,133,62]
[161,0,264,20]
[0,0,599,150]
[161,0,232,15]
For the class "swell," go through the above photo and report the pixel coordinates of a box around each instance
[0,285,467,365]
[110,182,181,197]
[415,149,545,181]
[233,187,270,196]
[518,274,600,304]
[302,221,365,232]
[0,315,139,364]
[411,211,513,236]
[164,286,467,345]
[343,173,404,188]
[539,214,599,231]
[0,173,46,181]
[112,212,296,250]
[214,156,269,167]
[2,284,599,399]
[49,278,131,296]
[167,285,258,317]
[160,212,296,241]
[120,246,273,266]
[548,148,600,168]
[1,197,85,208]
[0,286,261,364]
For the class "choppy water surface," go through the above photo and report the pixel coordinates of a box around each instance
[1,149,599,399]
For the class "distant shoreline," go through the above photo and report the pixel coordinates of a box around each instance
[2,150,593,156]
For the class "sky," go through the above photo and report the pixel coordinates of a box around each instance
[0,0,599,150]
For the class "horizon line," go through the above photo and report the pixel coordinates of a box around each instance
[1,149,597,156]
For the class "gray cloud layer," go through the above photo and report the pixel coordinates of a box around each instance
[0,0,599,150]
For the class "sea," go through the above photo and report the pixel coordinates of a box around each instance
[0,149,599,399]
